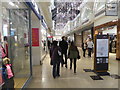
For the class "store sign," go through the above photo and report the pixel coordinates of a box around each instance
[94,35,109,71]
[105,3,118,16]
[32,28,39,47]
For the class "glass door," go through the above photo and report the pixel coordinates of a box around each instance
[8,9,31,77]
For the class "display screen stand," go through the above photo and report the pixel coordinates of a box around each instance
[94,35,109,74]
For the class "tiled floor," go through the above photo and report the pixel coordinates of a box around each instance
[27,49,119,88]
[14,78,28,88]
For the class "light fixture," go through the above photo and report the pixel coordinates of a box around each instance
[15,5,19,8]
[10,22,12,25]
[9,2,15,6]
[112,19,118,22]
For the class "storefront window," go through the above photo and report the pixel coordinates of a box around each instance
[98,25,117,53]
[0,2,31,88]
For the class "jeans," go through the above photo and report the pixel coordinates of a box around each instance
[53,61,60,78]
[88,48,92,57]
[70,58,77,73]
[83,49,86,57]
[61,53,67,67]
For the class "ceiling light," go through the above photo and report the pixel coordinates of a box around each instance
[16,5,19,8]
[9,2,15,6]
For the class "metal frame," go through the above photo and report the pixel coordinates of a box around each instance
[22,4,33,89]
[28,6,32,77]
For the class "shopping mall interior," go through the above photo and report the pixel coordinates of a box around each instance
[0,0,120,89]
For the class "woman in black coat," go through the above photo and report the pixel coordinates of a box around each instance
[50,41,62,78]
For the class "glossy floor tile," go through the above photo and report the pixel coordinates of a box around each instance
[27,49,119,88]
[14,78,28,88]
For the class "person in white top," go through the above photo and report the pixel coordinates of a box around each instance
[87,39,94,57]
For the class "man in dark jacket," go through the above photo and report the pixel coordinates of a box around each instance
[59,36,68,68]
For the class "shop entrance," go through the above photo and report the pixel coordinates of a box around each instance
[1,5,31,88]
[8,9,31,77]
[97,25,117,53]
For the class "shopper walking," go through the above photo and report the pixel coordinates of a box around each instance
[68,42,80,73]
[82,41,87,57]
[59,36,68,68]
[87,39,94,57]
[47,40,51,50]
[50,41,62,79]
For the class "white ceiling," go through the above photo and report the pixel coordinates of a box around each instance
[38,2,53,33]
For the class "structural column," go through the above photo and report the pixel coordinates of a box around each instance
[31,14,41,65]
[116,2,120,60]
[116,19,120,60]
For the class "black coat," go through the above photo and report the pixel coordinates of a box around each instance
[50,45,62,63]
[59,40,68,54]
[82,43,87,50]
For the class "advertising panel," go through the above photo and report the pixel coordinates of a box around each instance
[32,28,39,47]
[96,39,109,57]
[94,35,109,71]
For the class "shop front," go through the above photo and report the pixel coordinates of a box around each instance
[0,2,32,88]
[94,19,118,53]
[96,25,117,53]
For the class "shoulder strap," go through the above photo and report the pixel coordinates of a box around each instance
[0,45,6,54]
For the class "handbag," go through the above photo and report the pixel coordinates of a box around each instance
[77,55,81,59]
[50,59,53,65]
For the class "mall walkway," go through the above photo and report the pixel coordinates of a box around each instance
[27,49,119,88]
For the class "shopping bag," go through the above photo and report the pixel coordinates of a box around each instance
[50,59,53,65]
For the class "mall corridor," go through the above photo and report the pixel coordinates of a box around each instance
[0,0,120,89]
[27,50,119,88]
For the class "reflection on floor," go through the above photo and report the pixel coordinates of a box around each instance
[14,56,30,88]
[27,49,119,88]
[14,78,28,88]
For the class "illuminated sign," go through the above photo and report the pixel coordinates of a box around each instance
[106,3,118,16]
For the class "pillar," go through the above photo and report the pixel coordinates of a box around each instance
[31,13,41,65]
[116,2,120,60]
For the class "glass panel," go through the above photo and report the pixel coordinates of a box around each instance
[9,9,30,77]
[1,2,31,88]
